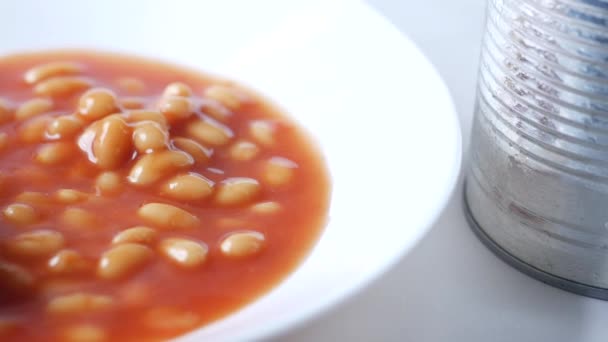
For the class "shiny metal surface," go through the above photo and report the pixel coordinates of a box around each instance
[466,0,608,294]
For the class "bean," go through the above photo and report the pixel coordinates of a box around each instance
[249,120,275,146]
[98,243,153,280]
[159,238,208,268]
[5,230,64,258]
[159,95,193,123]
[115,77,145,94]
[61,208,97,229]
[64,324,107,342]
[92,115,132,169]
[95,171,122,195]
[77,88,119,121]
[161,173,214,201]
[143,307,200,331]
[0,98,13,124]
[0,261,35,295]
[172,137,212,164]
[137,203,200,230]
[55,189,88,204]
[19,115,53,143]
[48,249,91,274]
[3,203,38,225]
[133,121,168,153]
[24,61,82,84]
[263,157,297,187]
[0,133,7,152]
[125,110,168,128]
[120,97,146,109]
[163,82,192,97]
[220,231,265,258]
[47,115,84,138]
[34,76,92,97]
[40,279,85,298]
[215,177,260,206]
[200,98,232,122]
[35,142,76,165]
[120,282,152,306]
[185,117,233,146]
[112,226,157,245]
[250,201,281,214]
[128,150,193,186]
[204,85,247,110]
[229,140,259,161]
[47,292,113,314]
[15,98,53,121]
[15,191,50,205]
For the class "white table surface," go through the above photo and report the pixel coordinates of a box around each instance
[274,1,608,341]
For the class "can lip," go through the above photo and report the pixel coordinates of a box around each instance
[463,181,608,300]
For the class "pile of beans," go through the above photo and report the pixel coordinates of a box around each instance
[0,52,329,341]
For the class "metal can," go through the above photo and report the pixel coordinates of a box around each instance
[465,0,608,299]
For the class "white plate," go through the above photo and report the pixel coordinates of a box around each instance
[0,0,462,340]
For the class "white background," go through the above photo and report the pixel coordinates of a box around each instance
[275,1,608,341]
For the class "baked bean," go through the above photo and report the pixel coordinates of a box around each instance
[185,117,233,146]
[204,85,247,110]
[115,77,145,94]
[250,201,281,214]
[137,203,200,230]
[120,97,146,109]
[249,120,275,146]
[55,189,88,204]
[133,121,168,153]
[163,82,192,97]
[172,137,212,164]
[0,261,35,295]
[229,140,259,161]
[19,115,53,143]
[77,88,119,121]
[200,98,232,122]
[64,324,107,342]
[40,279,86,298]
[161,173,214,201]
[125,110,168,128]
[24,61,83,84]
[15,191,50,205]
[34,76,92,97]
[95,171,122,195]
[263,157,297,187]
[15,98,53,121]
[159,238,208,268]
[5,230,64,258]
[48,249,91,274]
[215,177,260,206]
[0,98,13,125]
[47,293,114,314]
[3,203,38,225]
[92,115,132,169]
[35,142,77,165]
[61,208,97,229]
[112,226,157,245]
[120,282,152,307]
[47,115,84,138]
[220,231,265,258]
[98,243,153,280]
[158,95,193,123]
[0,133,7,152]
[127,150,193,186]
[143,307,200,331]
